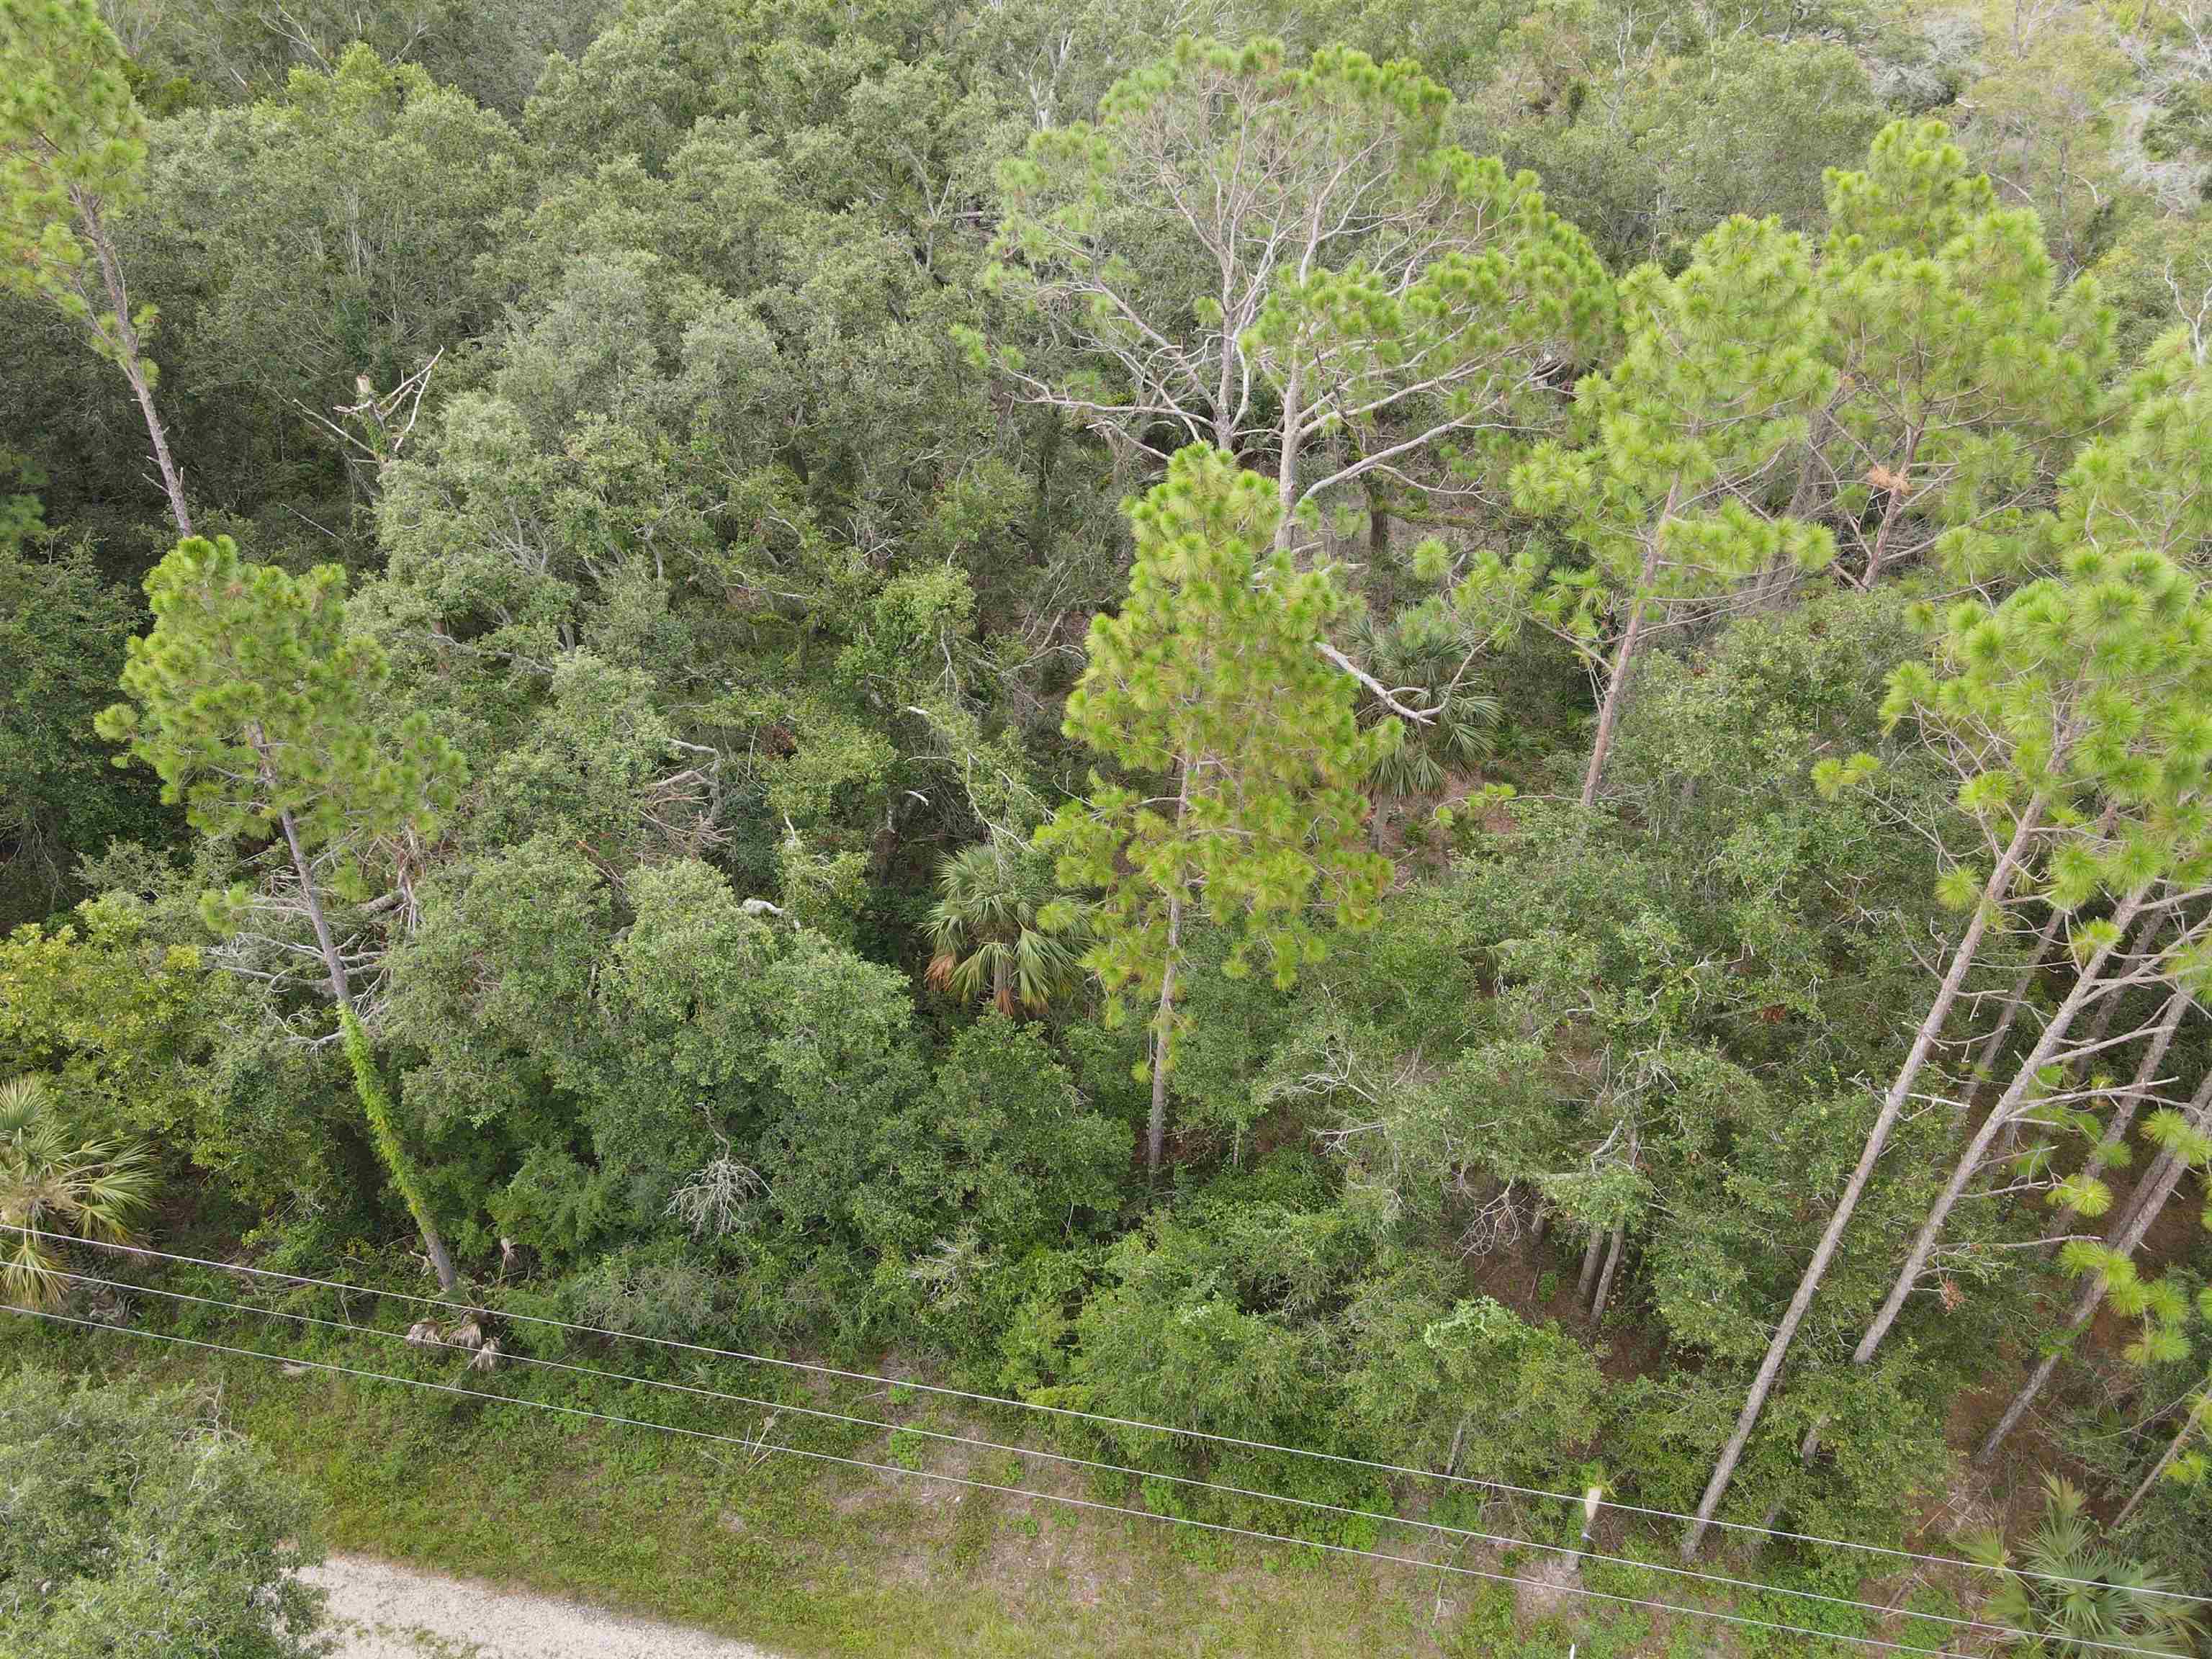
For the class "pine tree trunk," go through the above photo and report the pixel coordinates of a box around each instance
[2040,986,2185,1256]
[1147,900,1179,1184]
[2116,1390,2206,1529]
[1581,482,1678,810]
[1681,804,2042,1557]
[2070,906,2168,1066]
[1145,761,1193,1187]
[78,191,191,539]
[274,796,457,1294]
[1591,1224,1627,1316]
[1852,884,2150,1369]
[1962,903,2064,1125]
[1860,423,1923,587]
[1977,1065,2212,1464]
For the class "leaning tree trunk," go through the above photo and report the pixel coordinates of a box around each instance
[271,795,458,1293]
[77,190,192,539]
[1681,804,2044,1557]
[1582,482,1677,810]
[1962,903,2064,1125]
[2040,986,2187,1256]
[1977,1065,2212,1463]
[2116,1386,2208,1529]
[1851,885,2150,1370]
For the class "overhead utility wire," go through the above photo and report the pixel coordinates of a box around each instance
[13,1300,2164,1659]
[12,1223,2203,1607]
[37,1263,2124,1658]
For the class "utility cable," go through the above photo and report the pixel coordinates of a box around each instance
[10,1223,2201,1607]
[35,1263,2123,1656]
[10,1300,2147,1659]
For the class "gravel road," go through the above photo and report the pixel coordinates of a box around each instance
[305,1554,781,1658]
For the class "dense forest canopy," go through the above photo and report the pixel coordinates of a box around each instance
[6,0,2212,1645]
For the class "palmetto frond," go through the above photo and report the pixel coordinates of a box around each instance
[0,1074,156,1310]
[1342,608,1503,799]
[1971,1475,2203,1657]
[925,839,1089,1015]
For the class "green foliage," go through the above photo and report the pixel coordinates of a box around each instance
[989,35,1614,514]
[925,837,1087,1015]
[1818,120,2113,586]
[96,534,465,860]
[1964,1475,2203,1657]
[15,0,2212,1629]
[0,535,166,927]
[1040,446,1393,1012]
[0,0,148,336]
[0,1073,154,1308]
[0,1368,324,1656]
[0,895,205,1143]
[1344,1274,1604,1483]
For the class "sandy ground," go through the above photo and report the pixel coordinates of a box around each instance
[305,1554,782,1658]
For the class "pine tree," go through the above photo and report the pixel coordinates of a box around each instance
[1037,446,1395,1179]
[1812,120,2113,587]
[1508,216,1837,809]
[1685,542,2208,1554]
[1,0,190,534]
[96,535,467,1289]
[1977,1065,2212,1463]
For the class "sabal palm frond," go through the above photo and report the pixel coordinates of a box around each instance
[925,840,1088,1016]
[1967,1475,2202,1658]
[0,1075,156,1310]
[1344,608,1503,799]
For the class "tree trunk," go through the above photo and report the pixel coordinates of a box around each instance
[1145,760,1193,1187]
[80,193,191,539]
[1851,884,2150,1369]
[2041,986,2185,1256]
[1681,804,2043,1557]
[1977,1065,2212,1464]
[2073,906,2168,1064]
[1578,1226,1606,1303]
[2116,1389,2206,1529]
[1962,903,2064,1125]
[275,799,458,1294]
[1964,806,2118,1124]
[1860,424,1923,588]
[1582,482,1676,810]
[1147,891,1181,1184]
[1591,1224,1627,1316]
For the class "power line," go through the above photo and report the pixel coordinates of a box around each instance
[11,1223,2203,1608]
[38,1263,2120,1657]
[6,1300,2114,1659]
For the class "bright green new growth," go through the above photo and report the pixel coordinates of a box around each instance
[96,534,466,1287]
[96,536,464,857]
[0,0,192,534]
[0,0,146,319]
[1819,120,2113,588]
[1510,215,1838,807]
[1038,446,1395,1177]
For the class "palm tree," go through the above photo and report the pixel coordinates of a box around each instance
[1964,1475,2202,1657]
[1342,608,1501,802]
[0,1075,156,1310]
[925,838,1087,1017]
